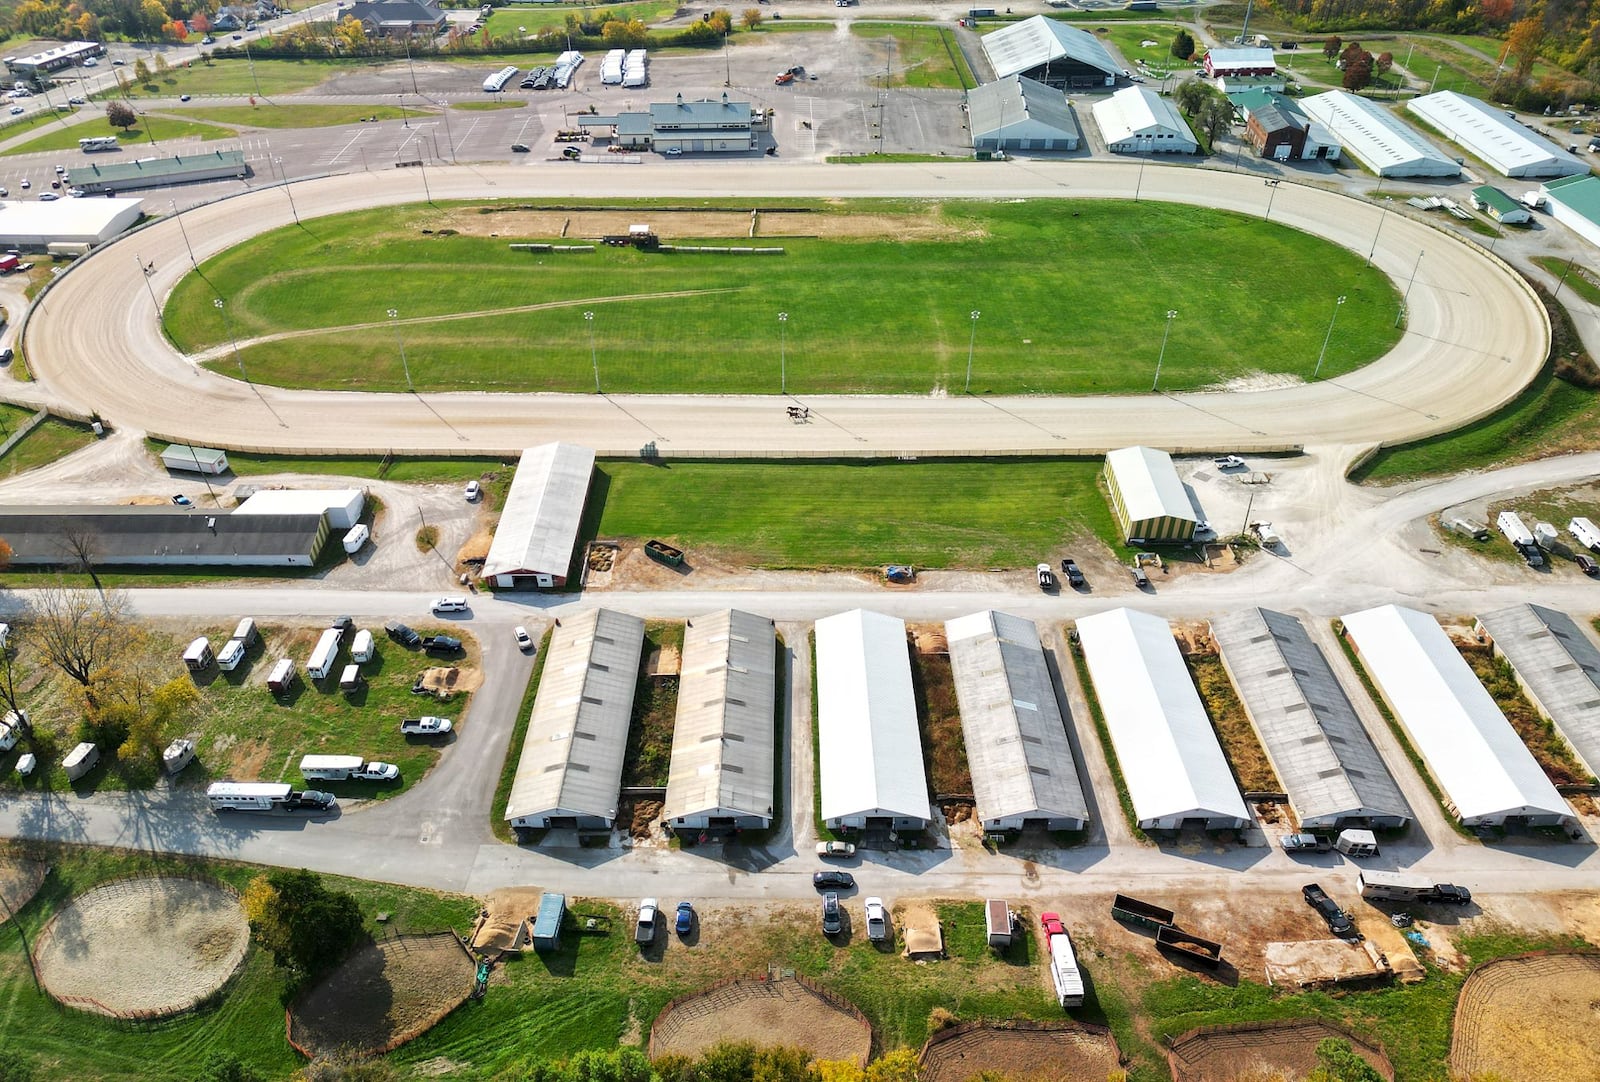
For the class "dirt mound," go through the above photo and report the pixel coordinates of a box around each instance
[650,977,871,1066]
[921,1021,1120,1082]
[1168,1020,1393,1082]
[1450,951,1600,1082]
[471,887,544,955]
[34,877,249,1018]
[0,855,48,925]
[289,933,478,1058]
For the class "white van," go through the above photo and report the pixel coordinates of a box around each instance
[431,596,470,613]
[306,627,342,681]
[300,754,365,781]
[350,629,375,663]
[216,638,247,672]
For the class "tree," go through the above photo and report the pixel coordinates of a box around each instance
[244,870,366,978]
[1342,49,1374,91]
[706,8,732,33]
[1308,1038,1384,1082]
[1323,35,1342,60]
[741,7,762,30]
[190,10,210,33]
[1376,51,1393,76]
[197,1051,263,1082]
[1199,93,1232,145]
[0,620,34,743]
[154,53,170,77]
[1506,15,1545,82]
[132,57,152,86]
[115,675,197,763]
[1176,78,1211,115]
[1171,28,1195,61]
[28,585,128,713]
[0,538,11,570]
[334,15,367,49]
[165,19,189,41]
[59,526,103,590]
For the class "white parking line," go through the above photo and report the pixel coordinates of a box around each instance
[326,128,368,165]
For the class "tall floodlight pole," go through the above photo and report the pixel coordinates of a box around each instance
[272,156,300,225]
[1152,310,1177,392]
[1397,249,1423,326]
[1552,256,1576,301]
[214,297,247,382]
[777,311,788,394]
[585,311,599,394]
[404,33,419,94]
[1314,295,1346,379]
[1263,178,1280,221]
[137,255,162,326]
[243,36,263,98]
[964,310,980,393]
[1135,154,1147,201]
[387,308,415,393]
[1366,196,1393,265]
[169,199,200,270]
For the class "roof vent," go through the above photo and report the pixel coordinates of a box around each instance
[205,517,216,533]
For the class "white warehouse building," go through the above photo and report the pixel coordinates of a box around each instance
[1301,90,1460,177]
[815,609,930,833]
[1092,87,1198,154]
[1341,604,1572,828]
[1075,607,1250,832]
[0,197,143,249]
[946,610,1090,833]
[1406,91,1587,178]
[233,488,366,530]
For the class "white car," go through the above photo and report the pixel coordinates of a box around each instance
[82,58,97,67]
[352,761,400,781]
[7,107,23,116]
[431,596,469,613]
[37,192,58,201]
[465,480,481,501]
[635,898,658,943]
[815,840,856,858]
[864,897,888,942]
[514,625,533,651]
[67,188,84,198]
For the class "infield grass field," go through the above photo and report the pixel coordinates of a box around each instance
[172,199,1402,395]
[4,114,235,155]
[170,103,431,129]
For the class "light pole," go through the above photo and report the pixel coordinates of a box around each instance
[386,308,415,393]
[777,311,788,394]
[584,311,599,393]
[1552,256,1576,301]
[964,310,980,393]
[403,32,419,94]
[399,92,410,128]
[1151,310,1177,392]
[1366,196,1393,266]
[136,254,162,328]
[169,199,199,270]
[1397,249,1423,326]
[1135,154,1147,201]
[243,35,263,98]
[1314,295,1346,379]
[1263,178,1280,221]
[214,297,247,382]
[272,155,300,226]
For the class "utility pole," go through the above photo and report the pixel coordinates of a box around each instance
[1314,295,1346,379]
[964,310,980,393]
[1152,310,1177,392]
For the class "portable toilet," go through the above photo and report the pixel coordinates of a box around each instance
[63,741,100,781]
[1335,828,1379,857]
[350,629,375,664]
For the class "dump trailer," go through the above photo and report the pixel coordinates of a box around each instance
[1358,870,1472,905]
[532,892,566,951]
[1112,893,1175,931]
[1156,924,1223,969]
[1039,913,1085,1007]
[986,899,1014,949]
[644,539,684,567]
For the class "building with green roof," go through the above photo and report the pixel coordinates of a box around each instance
[1542,174,1600,249]
[1471,185,1531,225]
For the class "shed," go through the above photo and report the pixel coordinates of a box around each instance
[661,610,778,832]
[980,16,1118,88]
[1103,445,1197,543]
[161,444,229,475]
[1541,174,1600,250]
[504,608,645,831]
[1475,604,1600,782]
[1092,87,1198,154]
[1471,185,1532,224]
[1407,91,1587,178]
[234,488,366,530]
[1340,604,1571,827]
[945,610,1089,832]
[1209,608,1410,830]
[815,609,930,832]
[482,442,595,589]
[967,75,1081,154]
[531,892,565,951]
[1204,47,1275,78]
[0,197,143,249]
[1300,91,1460,177]
[1073,608,1249,831]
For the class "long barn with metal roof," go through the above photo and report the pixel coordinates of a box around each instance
[815,609,930,833]
[1300,90,1460,178]
[946,610,1089,833]
[1407,91,1587,178]
[1103,445,1197,543]
[980,16,1118,88]
[1341,604,1571,828]
[1210,608,1410,830]
[482,441,594,589]
[1075,607,1249,832]
[1475,603,1600,781]
[504,608,645,832]
[661,609,778,833]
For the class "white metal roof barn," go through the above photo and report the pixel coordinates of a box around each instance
[1103,445,1198,543]
[233,488,366,530]
[946,610,1089,833]
[504,608,645,832]
[0,197,142,248]
[1300,91,1461,178]
[1091,88,1198,154]
[1340,604,1571,827]
[980,16,1119,87]
[815,609,930,832]
[1074,607,1249,831]
[661,609,778,833]
[482,442,594,588]
[1209,608,1410,831]
[1406,92,1588,178]
[1475,603,1600,781]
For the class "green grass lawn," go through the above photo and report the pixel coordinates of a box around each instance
[170,199,1402,396]
[451,98,527,111]
[0,106,85,146]
[1094,23,1189,75]
[128,57,352,97]
[0,416,97,477]
[169,103,430,129]
[483,0,678,38]
[4,114,234,155]
[1535,255,1600,307]
[584,458,1122,568]
[1403,41,1493,97]
[852,24,975,90]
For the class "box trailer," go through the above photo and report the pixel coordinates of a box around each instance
[63,741,99,780]
[342,523,370,554]
[532,892,566,951]
[1112,893,1175,931]
[300,754,365,781]
[1336,828,1379,857]
[231,617,258,648]
[1039,912,1085,1007]
[1570,517,1600,554]
[339,664,364,692]
[985,899,1015,948]
[267,657,296,695]
[182,636,214,672]
[306,627,342,681]
[350,629,375,664]
[216,638,246,672]
[207,781,292,811]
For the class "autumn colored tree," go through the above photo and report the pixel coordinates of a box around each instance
[190,9,210,33]
[1376,51,1393,76]
[106,99,137,131]
[741,7,762,29]
[166,18,189,41]
[1506,15,1545,82]
[1343,49,1374,91]
[1480,0,1515,27]
[1322,35,1342,59]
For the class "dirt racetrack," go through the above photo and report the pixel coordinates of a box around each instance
[1450,951,1600,1082]
[1168,1020,1393,1082]
[33,876,249,1017]
[650,976,872,1066]
[288,932,478,1058]
[920,1021,1121,1082]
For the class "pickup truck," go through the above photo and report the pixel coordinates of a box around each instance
[286,790,335,811]
[400,716,453,737]
[864,897,889,942]
[1302,882,1357,938]
[1060,559,1085,588]
[422,634,463,655]
[1281,833,1332,853]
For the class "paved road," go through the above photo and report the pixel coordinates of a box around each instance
[21,160,1547,457]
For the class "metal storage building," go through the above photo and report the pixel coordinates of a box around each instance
[968,75,1081,153]
[531,892,565,951]
[1300,91,1460,178]
[1204,47,1275,78]
[1092,87,1198,154]
[0,197,143,249]
[482,442,595,589]
[1103,445,1197,544]
[1209,608,1410,830]
[980,16,1118,88]
[1471,185,1532,225]
[160,444,229,475]
[1341,604,1571,827]
[1406,91,1587,179]
[1475,603,1600,782]
[815,609,930,832]
[0,506,327,567]
[504,608,645,832]
[1074,607,1249,831]
[946,610,1089,833]
[234,488,366,530]
[661,609,778,833]
[65,150,248,194]
[1541,174,1600,250]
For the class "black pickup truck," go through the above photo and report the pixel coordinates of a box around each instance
[1302,883,1358,938]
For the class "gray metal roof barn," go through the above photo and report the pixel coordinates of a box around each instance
[1475,603,1600,781]
[980,16,1118,88]
[1103,445,1197,544]
[815,609,930,833]
[504,608,645,832]
[1300,91,1460,178]
[967,76,1081,153]
[1406,92,1588,179]
[482,442,594,588]
[945,610,1089,833]
[661,609,778,833]
[0,506,327,567]
[1209,608,1410,830]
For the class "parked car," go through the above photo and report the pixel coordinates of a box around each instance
[635,898,658,943]
[286,790,334,810]
[0,187,9,197]
[67,96,85,105]
[863,897,888,942]
[66,188,84,197]
[465,480,481,501]
[675,900,694,935]
[821,892,842,935]
[1213,454,1246,470]
[171,494,192,506]
[53,165,64,175]
[1132,566,1151,589]
[514,625,534,651]
[431,596,469,613]
[7,107,23,116]
[330,615,354,639]
[0,348,12,364]
[385,620,421,647]
[36,192,58,201]
[1281,833,1331,853]
[510,143,530,152]
[1036,563,1057,591]
[1578,553,1599,576]
[351,761,399,781]
[423,634,462,655]
[1060,558,1085,588]
[1302,882,1357,938]
[664,146,683,156]
[813,870,855,891]
[816,840,856,858]
[400,716,453,736]
[19,179,29,189]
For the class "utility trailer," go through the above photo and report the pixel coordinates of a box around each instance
[1112,893,1175,931]
[1156,925,1223,969]
[644,539,684,567]
[985,899,1015,949]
